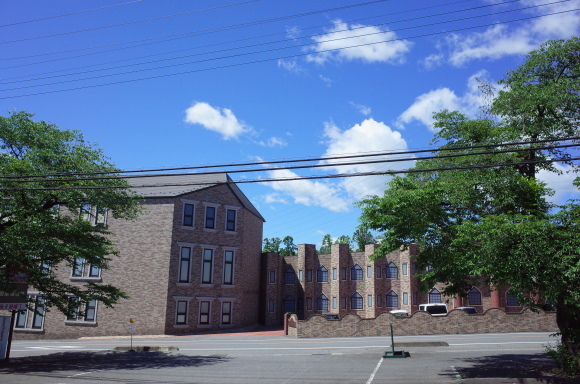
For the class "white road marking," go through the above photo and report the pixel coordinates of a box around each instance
[366,357,384,384]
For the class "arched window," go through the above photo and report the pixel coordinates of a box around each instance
[317,294,329,311]
[284,268,296,284]
[317,266,328,282]
[283,296,295,313]
[506,291,519,306]
[351,293,363,309]
[386,291,398,307]
[351,264,363,280]
[468,288,482,305]
[386,262,398,278]
[429,288,441,303]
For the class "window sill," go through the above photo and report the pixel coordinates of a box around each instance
[198,283,214,288]
[180,225,196,230]
[173,324,189,328]
[70,277,102,282]
[64,320,97,326]
[203,228,217,233]
[221,284,236,288]
[224,231,237,235]
[14,328,44,333]
[176,282,193,286]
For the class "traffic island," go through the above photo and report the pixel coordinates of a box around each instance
[113,346,179,352]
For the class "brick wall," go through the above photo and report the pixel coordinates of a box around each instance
[288,308,557,338]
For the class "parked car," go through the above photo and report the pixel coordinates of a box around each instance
[456,306,477,314]
[389,309,410,317]
[418,303,448,316]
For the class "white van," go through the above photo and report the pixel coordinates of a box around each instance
[418,303,448,316]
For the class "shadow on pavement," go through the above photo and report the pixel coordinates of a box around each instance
[447,352,576,383]
[0,351,230,374]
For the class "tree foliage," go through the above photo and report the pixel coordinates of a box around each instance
[353,228,375,252]
[262,237,282,253]
[280,236,297,256]
[0,111,141,317]
[357,37,580,367]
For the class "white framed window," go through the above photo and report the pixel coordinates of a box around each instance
[268,300,275,313]
[351,293,363,309]
[299,270,304,282]
[201,248,215,284]
[178,245,193,284]
[199,300,211,325]
[224,205,240,232]
[386,291,398,307]
[14,294,45,331]
[269,270,276,283]
[402,263,408,276]
[375,266,382,278]
[368,295,373,307]
[70,257,101,280]
[403,292,409,305]
[306,269,312,282]
[65,297,98,324]
[376,295,382,307]
[332,297,337,309]
[180,199,198,228]
[221,301,233,325]
[203,203,219,230]
[367,266,372,278]
[222,249,235,285]
[79,204,107,226]
[332,268,337,280]
[176,301,188,325]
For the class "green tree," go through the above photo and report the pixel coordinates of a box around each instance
[262,237,282,253]
[357,37,580,369]
[280,236,297,256]
[318,234,332,254]
[334,235,353,252]
[0,111,141,317]
[353,228,375,252]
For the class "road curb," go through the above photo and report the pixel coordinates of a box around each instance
[113,346,179,352]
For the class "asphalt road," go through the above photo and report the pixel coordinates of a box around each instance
[0,332,569,384]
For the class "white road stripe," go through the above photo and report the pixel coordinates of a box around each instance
[366,357,384,384]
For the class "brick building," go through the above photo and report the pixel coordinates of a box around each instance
[11,173,265,339]
[260,243,522,326]
[8,173,524,339]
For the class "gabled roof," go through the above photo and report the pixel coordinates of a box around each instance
[127,173,265,222]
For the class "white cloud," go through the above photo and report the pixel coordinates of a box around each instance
[255,136,288,148]
[350,102,372,116]
[538,163,580,206]
[397,70,496,130]
[320,119,412,199]
[278,59,306,74]
[184,102,253,140]
[265,168,351,212]
[263,193,288,205]
[427,1,580,67]
[319,74,333,87]
[306,19,412,64]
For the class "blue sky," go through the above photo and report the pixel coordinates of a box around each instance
[1,0,579,248]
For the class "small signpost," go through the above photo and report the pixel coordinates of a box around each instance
[383,324,407,358]
[129,318,135,352]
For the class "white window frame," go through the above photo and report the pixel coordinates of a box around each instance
[173,296,193,327]
[64,297,98,324]
[269,270,276,284]
[14,294,45,332]
[268,300,275,313]
[70,257,101,280]
[223,205,240,233]
[180,199,198,229]
[219,298,235,326]
[200,245,217,285]
[177,243,195,285]
[197,297,213,327]
[222,247,237,286]
[202,202,220,231]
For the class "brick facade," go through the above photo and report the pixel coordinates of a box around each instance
[10,174,264,339]
[261,243,524,326]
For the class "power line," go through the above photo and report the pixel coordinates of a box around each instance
[2,137,577,181]
[0,0,476,64]
[1,7,576,100]
[0,0,563,89]
[1,156,577,192]
[0,1,146,28]
[0,0,265,45]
